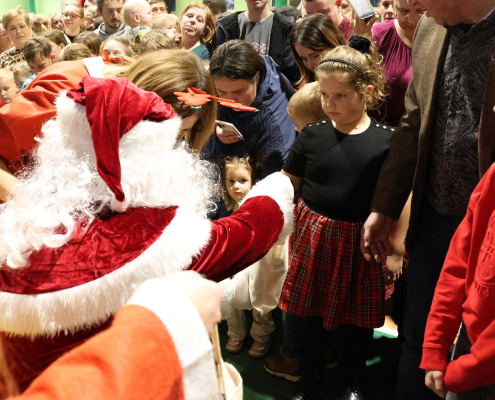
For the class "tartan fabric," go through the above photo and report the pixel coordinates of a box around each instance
[279,199,386,330]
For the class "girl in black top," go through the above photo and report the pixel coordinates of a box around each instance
[276,37,403,400]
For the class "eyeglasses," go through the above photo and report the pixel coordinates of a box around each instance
[63,12,82,19]
[393,10,426,22]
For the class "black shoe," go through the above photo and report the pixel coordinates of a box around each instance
[291,365,321,400]
[337,368,366,400]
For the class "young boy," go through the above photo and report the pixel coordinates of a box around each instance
[152,14,178,39]
[140,29,175,56]
[12,62,32,91]
[0,69,19,106]
[22,37,55,89]
[287,82,328,133]
[421,158,495,399]
[123,0,153,55]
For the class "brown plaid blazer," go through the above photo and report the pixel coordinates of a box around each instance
[370,17,495,248]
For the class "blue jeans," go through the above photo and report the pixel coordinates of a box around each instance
[397,198,464,400]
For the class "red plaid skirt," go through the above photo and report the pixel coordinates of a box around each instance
[279,199,387,330]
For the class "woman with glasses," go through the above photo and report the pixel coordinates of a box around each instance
[368,0,426,127]
[63,3,86,42]
[0,6,32,70]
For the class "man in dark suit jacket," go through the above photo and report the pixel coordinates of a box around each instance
[361,0,495,399]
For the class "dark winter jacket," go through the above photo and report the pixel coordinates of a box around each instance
[214,11,300,87]
[203,55,296,179]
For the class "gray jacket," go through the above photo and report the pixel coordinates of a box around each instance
[94,23,131,42]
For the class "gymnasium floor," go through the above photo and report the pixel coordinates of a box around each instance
[218,309,400,400]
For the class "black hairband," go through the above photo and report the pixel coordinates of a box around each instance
[318,59,368,83]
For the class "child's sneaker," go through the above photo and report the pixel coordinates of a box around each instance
[225,339,244,354]
[264,347,302,382]
[249,338,272,358]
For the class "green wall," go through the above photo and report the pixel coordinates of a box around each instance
[1,0,295,22]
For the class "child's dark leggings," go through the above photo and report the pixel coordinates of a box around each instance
[284,313,373,370]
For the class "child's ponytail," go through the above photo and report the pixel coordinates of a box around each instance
[315,36,388,111]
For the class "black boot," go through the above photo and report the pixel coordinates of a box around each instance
[291,364,321,400]
[337,367,366,400]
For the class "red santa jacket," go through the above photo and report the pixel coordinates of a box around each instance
[0,61,88,170]
[11,277,219,400]
[0,173,294,391]
[420,162,495,393]
[11,305,185,400]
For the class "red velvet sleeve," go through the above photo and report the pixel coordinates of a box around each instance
[12,305,184,400]
[190,196,284,282]
[0,61,88,168]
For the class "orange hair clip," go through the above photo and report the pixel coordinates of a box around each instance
[173,87,259,112]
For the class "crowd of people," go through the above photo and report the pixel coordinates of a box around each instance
[0,0,495,399]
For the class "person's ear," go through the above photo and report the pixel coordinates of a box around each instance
[97,8,102,17]
[365,84,374,102]
[255,71,260,85]
[133,13,140,23]
[60,43,66,50]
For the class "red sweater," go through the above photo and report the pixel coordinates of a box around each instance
[420,162,495,393]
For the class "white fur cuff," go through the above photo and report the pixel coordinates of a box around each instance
[240,172,294,244]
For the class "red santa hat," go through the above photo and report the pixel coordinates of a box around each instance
[66,76,176,212]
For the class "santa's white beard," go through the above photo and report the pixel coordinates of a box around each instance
[0,94,219,269]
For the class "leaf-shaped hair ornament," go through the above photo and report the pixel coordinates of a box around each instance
[173,87,259,112]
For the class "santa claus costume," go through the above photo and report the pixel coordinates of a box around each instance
[0,77,294,394]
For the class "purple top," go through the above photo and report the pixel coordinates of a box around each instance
[369,20,412,127]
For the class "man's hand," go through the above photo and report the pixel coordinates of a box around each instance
[164,271,223,336]
[350,9,379,38]
[361,212,394,263]
[216,125,241,145]
[425,370,447,398]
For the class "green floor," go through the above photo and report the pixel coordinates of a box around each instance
[218,310,399,400]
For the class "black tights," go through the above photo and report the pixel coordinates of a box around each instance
[302,316,373,370]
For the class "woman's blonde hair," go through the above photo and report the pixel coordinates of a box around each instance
[123,50,217,152]
[288,81,328,123]
[179,2,216,46]
[64,3,87,32]
[101,35,134,58]
[58,43,92,61]
[315,44,387,111]
[216,154,263,210]
[31,14,51,35]
[2,6,31,30]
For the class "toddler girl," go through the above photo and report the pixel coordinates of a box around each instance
[277,36,402,400]
[218,155,288,359]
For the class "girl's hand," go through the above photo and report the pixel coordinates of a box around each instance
[216,125,241,145]
[350,10,379,38]
[425,370,447,398]
[385,253,403,284]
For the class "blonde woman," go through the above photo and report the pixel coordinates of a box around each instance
[62,3,86,42]
[176,2,215,61]
[0,49,216,193]
[0,7,32,70]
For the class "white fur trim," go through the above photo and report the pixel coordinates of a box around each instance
[0,209,212,338]
[240,172,294,244]
[218,278,236,319]
[128,279,219,400]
